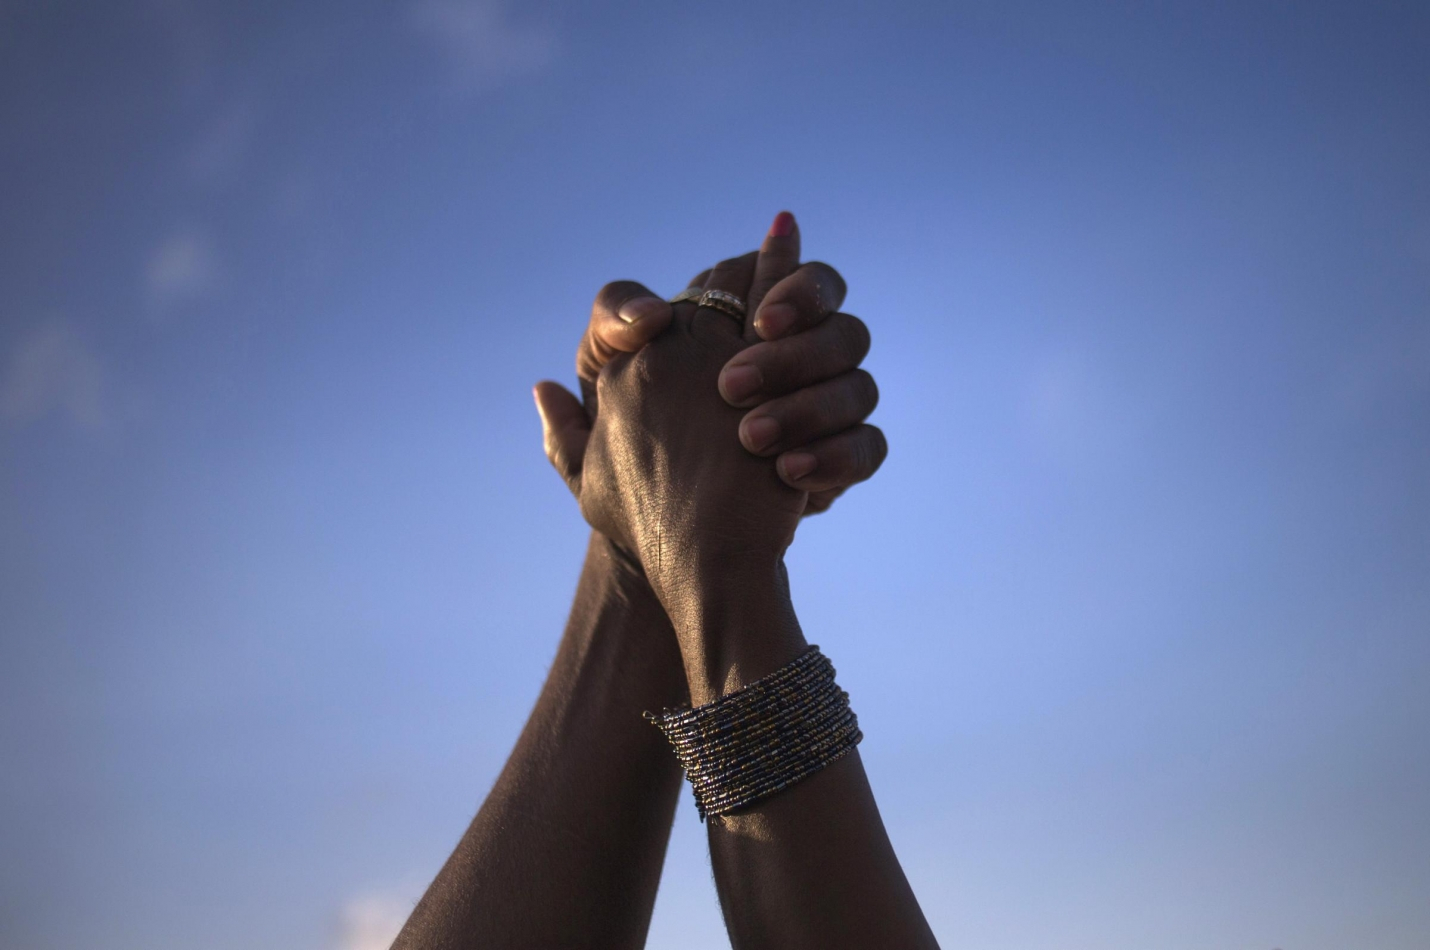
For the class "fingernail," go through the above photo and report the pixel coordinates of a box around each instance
[720,364,763,403]
[769,210,795,238]
[618,296,663,324]
[780,452,817,481]
[754,303,797,338]
[741,415,781,452]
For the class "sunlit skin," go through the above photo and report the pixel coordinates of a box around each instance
[394,213,934,949]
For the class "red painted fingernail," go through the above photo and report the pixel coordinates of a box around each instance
[769,211,795,238]
[780,453,817,481]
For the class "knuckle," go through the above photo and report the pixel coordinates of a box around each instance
[834,426,886,483]
[623,342,671,391]
[595,351,636,401]
[849,369,879,414]
[594,280,648,317]
[813,384,846,428]
[805,261,847,307]
[780,340,824,391]
[594,280,628,311]
[594,361,615,400]
[627,345,655,378]
[834,313,871,362]
[733,343,773,385]
[867,425,889,468]
[580,331,617,381]
[576,346,599,381]
[849,432,877,478]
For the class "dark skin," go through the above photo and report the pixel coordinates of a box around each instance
[394,214,898,949]
[391,533,687,948]
[567,250,938,950]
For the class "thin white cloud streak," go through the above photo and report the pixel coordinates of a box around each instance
[145,229,218,314]
[185,98,258,182]
[0,321,106,430]
[409,0,556,94]
[335,891,413,950]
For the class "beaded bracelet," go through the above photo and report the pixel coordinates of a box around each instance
[644,645,862,820]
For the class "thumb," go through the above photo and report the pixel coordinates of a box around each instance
[578,281,672,383]
[533,380,590,496]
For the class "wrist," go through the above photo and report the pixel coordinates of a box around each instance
[657,557,808,706]
[586,532,656,600]
[575,531,690,707]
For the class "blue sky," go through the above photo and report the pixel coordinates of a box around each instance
[2,2,1428,948]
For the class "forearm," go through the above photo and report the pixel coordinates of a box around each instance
[707,754,937,950]
[665,562,940,950]
[395,533,688,950]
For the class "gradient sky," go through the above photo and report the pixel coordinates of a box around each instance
[2,2,1428,948]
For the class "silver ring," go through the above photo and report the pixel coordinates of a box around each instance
[695,289,747,320]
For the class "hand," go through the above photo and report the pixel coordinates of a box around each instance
[565,257,807,662]
[536,212,885,519]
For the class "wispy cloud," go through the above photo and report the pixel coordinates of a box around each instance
[335,891,413,950]
[145,228,218,315]
[185,98,259,182]
[410,0,556,94]
[0,321,106,430]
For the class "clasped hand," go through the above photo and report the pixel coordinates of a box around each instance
[393,215,937,950]
[533,217,885,638]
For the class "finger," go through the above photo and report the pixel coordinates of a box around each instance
[577,280,672,383]
[752,261,848,341]
[669,268,712,320]
[736,369,879,457]
[774,424,888,493]
[693,251,758,338]
[743,210,801,342]
[803,487,846,516]
[718,312,870,407]
[533,380,589,496]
